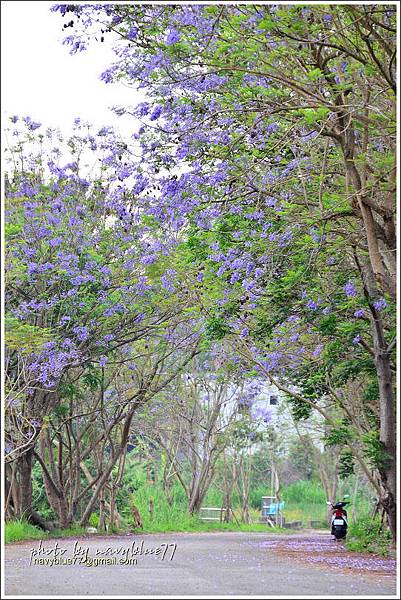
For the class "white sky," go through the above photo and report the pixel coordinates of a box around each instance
[1,1,142,135]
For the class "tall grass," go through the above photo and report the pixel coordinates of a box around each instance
[281,481,326,523]
[5,519,88,544]
[283,480,326,504]
[123,477,372,530]
[281,480,371,525]
[5,519,44,544]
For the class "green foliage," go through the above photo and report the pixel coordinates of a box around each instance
[283,480,326,504]
[285,394,313,421]
[48,524,87,538]
[287,438,316,481]
[5,316,53,355]
[299,107,330,124]
[361,430,389,470]
[204,316,230,341]
[118,479,281,533]
[89,513,99,528]
[325,423,353,447]
[5,519,90,544]
[363,380,379,405]
[5,519,43,544]
[318,314,338,336]
[346,517,392,556]
[32,463,57,521]
[338,449,355,479]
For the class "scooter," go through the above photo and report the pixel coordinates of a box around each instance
[326,495,350,541]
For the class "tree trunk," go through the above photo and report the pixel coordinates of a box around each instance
[19,447,34,521]
[355,253,396,540]
[18,447,54,530]
[5,462,20,520]
[98,492,107,532]
[375,349,396,540]
[188,488,204,514]
[79,457,118,526]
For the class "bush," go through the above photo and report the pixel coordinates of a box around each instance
[346,516,392,556]
[89,513,99,528]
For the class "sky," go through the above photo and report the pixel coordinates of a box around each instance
[1,1,142,134]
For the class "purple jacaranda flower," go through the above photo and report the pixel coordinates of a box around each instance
[43,341,57,350]
[160,269,176,293]
[48,237,63,247]
[103,303,124,316]
[344,281,357,297]
[312,344,323,357]
[98,355,108,367]
[97,125,113,136]
[352,334,361,345]
[24,247,36,258]
[73,326,89,342]
[141,254,157,265]
[100,68,115,84]
[307,299,318,310]
[373,297,387,311]
[252,405,271,424]
[166,28,180,44]
[354,309,365,318]
[27,262,37,275]
[240,327,249,338]
[127,26,138,40]
[149,105,163,121]
[23,116,41,130]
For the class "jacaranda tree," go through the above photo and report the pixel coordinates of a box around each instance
[4,118,200,527]
[51,3,396,538]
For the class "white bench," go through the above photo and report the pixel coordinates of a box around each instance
[199,507,226,521]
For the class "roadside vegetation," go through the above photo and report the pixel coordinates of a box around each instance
[6,476,374,545]
[346,517,394,557]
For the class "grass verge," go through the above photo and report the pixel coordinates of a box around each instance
[5,517,288,544]
[345,516,393,556]
[5,520,87,544]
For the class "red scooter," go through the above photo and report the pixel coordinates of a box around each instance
[327,495,350,541]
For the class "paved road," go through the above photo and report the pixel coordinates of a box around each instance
[4,532,397,597]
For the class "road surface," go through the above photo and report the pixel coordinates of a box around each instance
[4,532,397,597]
